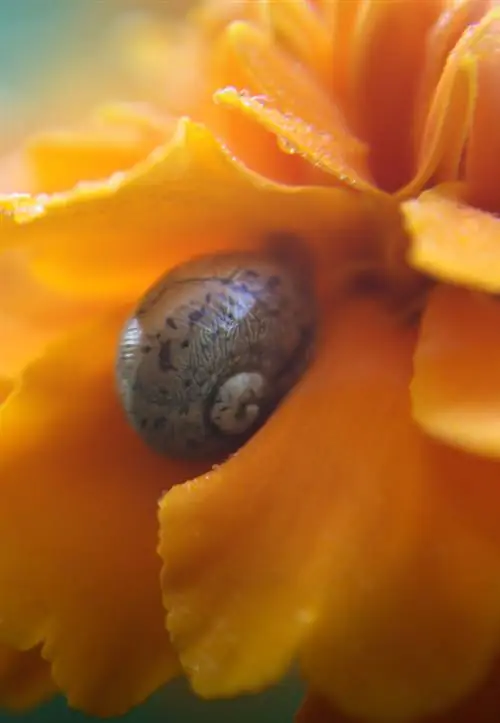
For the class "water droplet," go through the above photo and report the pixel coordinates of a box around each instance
[277,136,299,155]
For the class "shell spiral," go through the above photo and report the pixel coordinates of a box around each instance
[116,251,317,460]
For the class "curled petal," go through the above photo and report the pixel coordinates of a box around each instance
[214,22,374,190]
[465,8,500,211]
[1,120,381,307]
[403,186,500,291]
[267,0,333,85]
[350,0,442,191]
[161,300,500,721]
[159,301,422,699]
[412,285,500,456]
[402,4,479,197]
[0,312,205,715]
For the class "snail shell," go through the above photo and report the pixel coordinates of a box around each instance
[116,250,316,460]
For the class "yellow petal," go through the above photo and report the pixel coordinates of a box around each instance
[1,120,381,306]
[0,311,206,715]
[214,22,374,190]
[412,285,500,456]
[350,0,443,191]
[403,186,500,291]
[0,647,56,712]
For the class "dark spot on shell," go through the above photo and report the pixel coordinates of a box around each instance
[188,309,205,323]
[159,341,177,372]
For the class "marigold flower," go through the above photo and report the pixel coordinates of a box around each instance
[2,1,500,721]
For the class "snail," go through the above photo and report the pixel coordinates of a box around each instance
[115,249,317,460]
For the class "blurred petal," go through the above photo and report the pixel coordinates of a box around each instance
[465,8,500,211]
[0,151,34,194]
[412,285,500,456]
[214,22,374,189]
[0,647,56,712]
[350,0,442,191]
[403,186,500,291]
[325,0,363,112]
[1,120,381,306]
[27,103,173,194]
[267,0,333,85]
[0,312,205,715]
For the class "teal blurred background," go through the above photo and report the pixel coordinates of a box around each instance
[0,1,303,720]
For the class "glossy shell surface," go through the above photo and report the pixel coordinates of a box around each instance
[116,251,316,460]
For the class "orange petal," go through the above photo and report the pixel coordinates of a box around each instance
[403,186,500,291]
[0,311,205,715]
[1,120,381,306]
[158,302,419,698]
[0,647,56,712]
[214,22,374,190]
[465,8,500,211]
[401,4,479,197]
[160,300,500,721]
[412,285,500,456]
[350,0,443,191]
[27,103,172,194]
